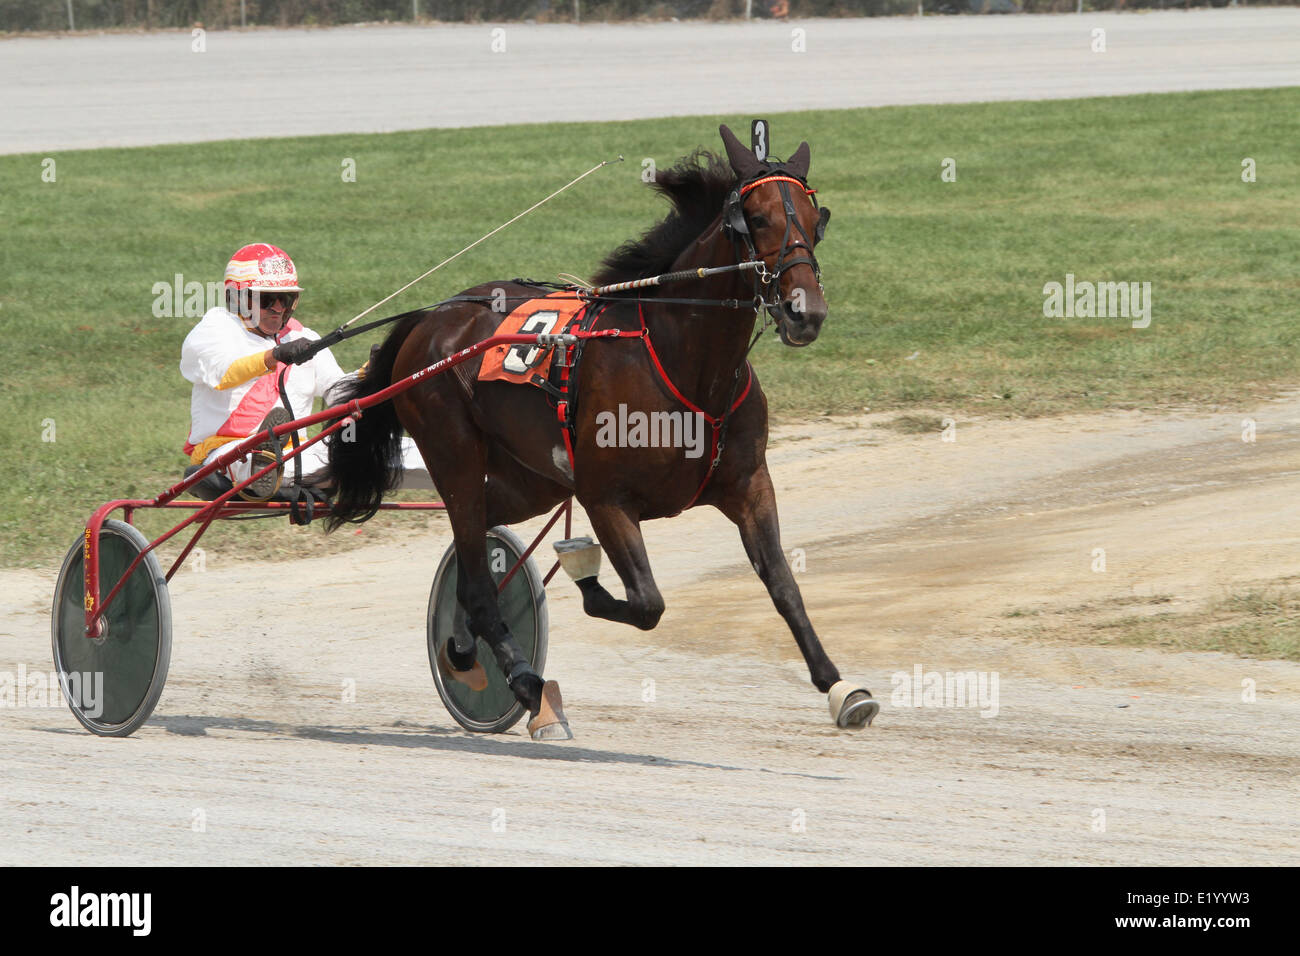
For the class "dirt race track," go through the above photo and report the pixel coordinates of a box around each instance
[2,395,1298,865]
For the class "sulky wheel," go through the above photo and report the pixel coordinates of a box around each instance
[51,519,172,737]
[427,526,548,734]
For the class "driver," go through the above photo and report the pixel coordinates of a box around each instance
[180,242,427,499]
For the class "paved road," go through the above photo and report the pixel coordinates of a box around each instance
[2,10,1297,155]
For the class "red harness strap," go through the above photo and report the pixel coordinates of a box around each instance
[636,301,753,513]
[551,304,752,511]
[554,329,579,471]
[740,174,816,198]
[553,311,642,473]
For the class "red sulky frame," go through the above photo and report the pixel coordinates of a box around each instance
[80,328,641,639]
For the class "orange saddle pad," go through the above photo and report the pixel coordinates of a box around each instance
[478,292,589,385]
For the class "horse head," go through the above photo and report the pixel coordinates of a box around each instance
[719,124,831,347]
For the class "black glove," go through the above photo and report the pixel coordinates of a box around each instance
[272,338,316,366]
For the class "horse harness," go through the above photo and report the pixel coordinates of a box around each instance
[496,171,826,513]
[722,172,830,320]
[510,292,750,514]
[291,169,826,516]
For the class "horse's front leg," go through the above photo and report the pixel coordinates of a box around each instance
[571,503,666,631]
[717,464,880,728]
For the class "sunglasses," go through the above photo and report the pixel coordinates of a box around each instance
[255,291,299,310]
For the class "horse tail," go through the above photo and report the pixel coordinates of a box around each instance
[324,312,424,530]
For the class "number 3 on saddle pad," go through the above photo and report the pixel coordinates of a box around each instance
[478,292,589,385]
[503,310,559,375]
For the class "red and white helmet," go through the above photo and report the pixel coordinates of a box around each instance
[223,243,303,294]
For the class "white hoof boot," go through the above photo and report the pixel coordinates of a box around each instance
[554,537,602,582]
[828,680,880,729]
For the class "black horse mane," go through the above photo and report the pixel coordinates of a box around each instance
[592,149,736,286]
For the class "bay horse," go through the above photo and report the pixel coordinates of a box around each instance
[326,125,880,738]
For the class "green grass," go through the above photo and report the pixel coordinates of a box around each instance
[1092,587,1300,662]
[3,88,1299,567]
[1007,587,1300,662]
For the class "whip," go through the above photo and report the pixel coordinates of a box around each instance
[334,156,624,335]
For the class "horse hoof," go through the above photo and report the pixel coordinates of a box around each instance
[828,680,880,729]
[437,641,488,692]
[553,537,601,582]
[527,680,573,741]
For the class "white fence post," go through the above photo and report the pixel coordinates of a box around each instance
[66,0,75,30]
[575,0,581,23]
[746,0,753,19]
[241,0,247,27]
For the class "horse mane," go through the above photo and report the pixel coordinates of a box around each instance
[592,149,736,286]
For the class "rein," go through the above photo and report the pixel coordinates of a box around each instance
[292,260,775,365]
[290,164,824,366]
[281,167,822,511]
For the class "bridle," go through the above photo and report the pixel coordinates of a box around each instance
[722,172,830,322]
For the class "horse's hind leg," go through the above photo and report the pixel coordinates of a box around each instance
[448,515,549,715]
[404,417,566,736]
[717,465,880,729]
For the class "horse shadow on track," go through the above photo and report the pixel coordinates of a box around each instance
[101,713,843,780]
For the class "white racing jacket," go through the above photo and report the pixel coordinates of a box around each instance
[179,307,347,464]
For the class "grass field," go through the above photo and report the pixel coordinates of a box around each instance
[1006,581,1300,663]
[2,87,1298,568]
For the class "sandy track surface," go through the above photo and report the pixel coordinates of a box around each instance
[2,394,1298,865]
[4,10,1298,155]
